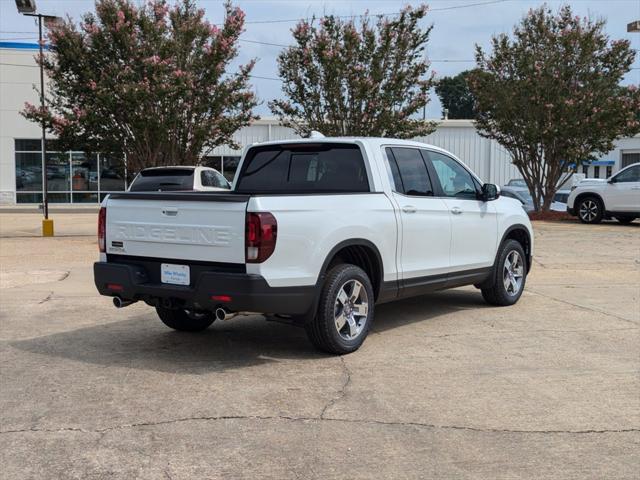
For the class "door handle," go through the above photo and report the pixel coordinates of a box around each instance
[162,207,178,216]
[451,207,463,215]
[402,205,417,214]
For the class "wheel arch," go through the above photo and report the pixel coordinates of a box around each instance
[317,239,384,301]
[574,191,606,211]
[499,224,532,273]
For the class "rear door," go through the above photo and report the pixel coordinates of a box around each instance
[105,193,248,264]
[425,151,497,271]
[383,147,451,287]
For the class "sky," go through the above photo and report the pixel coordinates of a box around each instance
[1,0,639,118]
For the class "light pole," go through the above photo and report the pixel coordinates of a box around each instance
[15,0,61,236]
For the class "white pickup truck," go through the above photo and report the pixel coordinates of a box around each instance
[94,138,533,354]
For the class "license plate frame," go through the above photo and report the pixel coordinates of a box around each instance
[160,263,190,286]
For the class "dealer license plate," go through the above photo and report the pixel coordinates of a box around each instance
[161,263,190,285]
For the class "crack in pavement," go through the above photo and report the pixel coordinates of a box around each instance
[526,289,640,327]
[319,356,351,419]
[1,415,638,437]
[38,291,54,304]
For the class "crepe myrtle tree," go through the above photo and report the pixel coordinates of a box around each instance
[468,5,640,211]
[22,0,258,172]
[269,5,436,138]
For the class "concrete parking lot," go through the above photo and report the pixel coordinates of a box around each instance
[0,213,638,479]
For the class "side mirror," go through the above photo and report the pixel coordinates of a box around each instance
[607,177,615,184]
[481,183,499,201]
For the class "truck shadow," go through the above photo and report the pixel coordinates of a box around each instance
[10,289,486,374]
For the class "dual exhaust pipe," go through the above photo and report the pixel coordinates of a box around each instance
[112,296,238,322]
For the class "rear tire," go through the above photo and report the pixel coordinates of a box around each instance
[306,264,374,355]
[481,239,527,307]
[615,216,636,224]
[577,196,603,224]
[156,307,215,332]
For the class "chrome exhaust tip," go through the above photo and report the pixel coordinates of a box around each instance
[113,296,135,308]
[215,307,237,321]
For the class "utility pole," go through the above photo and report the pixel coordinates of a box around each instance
[15,0,61,236]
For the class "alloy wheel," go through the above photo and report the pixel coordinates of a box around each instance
[503,250,524,297]
[579,200,599,222]
[334,279,369,340]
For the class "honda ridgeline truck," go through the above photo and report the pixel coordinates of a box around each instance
[94,138,533,354]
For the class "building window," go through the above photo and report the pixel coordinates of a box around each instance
[222,156,241,181]
[582,165,589,177]
[621,152,640,169]
[593,166,600,179]
[15,139,126,204]
[606,166,612,178]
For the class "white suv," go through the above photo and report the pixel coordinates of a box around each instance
[567,163,640,224]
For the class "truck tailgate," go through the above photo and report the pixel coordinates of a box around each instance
[105,192,248,264]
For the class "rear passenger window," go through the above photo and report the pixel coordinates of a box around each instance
[236,144,369,193]
[386,147,434,196]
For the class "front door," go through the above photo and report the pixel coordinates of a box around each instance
[607,165,640,212]
[425,151,498,272]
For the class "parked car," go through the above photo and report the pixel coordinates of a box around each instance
[128,166,230,192]
[94,138,533,354]
[506,178,527,188]
[567,162,640,224]
[500,186,535,212]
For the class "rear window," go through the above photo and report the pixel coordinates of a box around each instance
[129,168,194,192]
[235,143,370,194]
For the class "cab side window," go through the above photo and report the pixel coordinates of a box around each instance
[613,165,640,183]
[427,151,478,199]
[201,170,212,187]
[385,147,434,196]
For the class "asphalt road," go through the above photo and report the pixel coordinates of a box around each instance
[0,215,638,479]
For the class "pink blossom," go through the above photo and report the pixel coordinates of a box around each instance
[153,2,169,18]
[173,69,185,78]
[545,103,554,108]
[117,10,125,22]
[88,80,97,90]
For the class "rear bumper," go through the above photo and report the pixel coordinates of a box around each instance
[93,261,316,315]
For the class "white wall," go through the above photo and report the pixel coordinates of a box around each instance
[0,46,42,203]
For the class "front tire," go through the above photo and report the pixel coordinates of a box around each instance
[156,307,215,332]
[578,196,603,224]
[306,264,374,355]
[481,239,527,306]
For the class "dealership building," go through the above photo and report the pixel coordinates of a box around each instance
[1,41,639,205]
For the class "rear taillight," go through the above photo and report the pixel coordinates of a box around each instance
[98,206,106,252]
[245,212,277,263]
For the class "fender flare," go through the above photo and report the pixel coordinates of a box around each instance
[574,191,606,212]
[316,238,385,289]
[498,224,532,272]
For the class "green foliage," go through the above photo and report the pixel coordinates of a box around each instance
[269,5,436,138]
[469,5,639,211]
[22,0,258,172]
[434,70,476,119]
